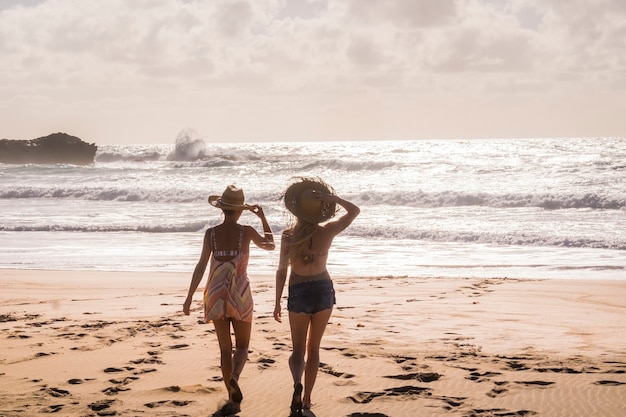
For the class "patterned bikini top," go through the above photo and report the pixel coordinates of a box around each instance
[212,225,247,258]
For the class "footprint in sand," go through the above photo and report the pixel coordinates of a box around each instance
[466,370,502,382]
[44,387,70,397]
[132,367,157,375]
[160,384,216,395]
[535,366,583,373]
[144,399,192,408]
[103,367,127,373]
[101,359,156,397]
[257,357,276,370]
[45,404,64,413]
[7,333,31,339]
[319,363,355,378]
[88,399,115,413]
[514,380,554,387]
[437,396,465,408]
[103,374,139,396]
[342,351,366,359]
[324,347,367,359]
[168,343,190,349]
[143,385,214,410]
[102,386,130,395]
[109,376,139,385]
[349,385,467,411]
[348,385,431,404]
[130,356,163,365]
[467,408,537,416]
[593,380,624,386]
[485,380,511,397]
[392,354,417,364]
[385,372,442,382]
[506,360,531,371]
[322,347,367,359]
[272,341,289,351]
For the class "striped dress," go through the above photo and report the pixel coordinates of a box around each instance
[203,226,253,323]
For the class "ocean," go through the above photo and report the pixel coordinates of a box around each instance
[1,132,624,280]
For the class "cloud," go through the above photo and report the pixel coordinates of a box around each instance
[348,0,457,27]
[215,1,254,38]
[2,0,623,90]
[0,0,624,142]
[0,0,46,12]
[277,0,327,19]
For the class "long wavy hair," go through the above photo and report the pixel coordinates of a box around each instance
[286,219,318,262]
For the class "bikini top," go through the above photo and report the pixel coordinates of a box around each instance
[211,226,247,259]
[282,230,328,264]
[301,237,328,264]
[301,251,328,264]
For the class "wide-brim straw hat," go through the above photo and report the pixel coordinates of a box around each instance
[284,177,337,224]
[208,185,253,211]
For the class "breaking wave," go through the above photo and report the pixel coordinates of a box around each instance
[2,186,622,210]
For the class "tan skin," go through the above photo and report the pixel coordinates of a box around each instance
[183,205,274,403]
[274,191,359,410]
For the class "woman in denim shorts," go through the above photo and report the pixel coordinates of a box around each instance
[274,177,360,416]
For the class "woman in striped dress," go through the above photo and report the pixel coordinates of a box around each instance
[183,185,274,414]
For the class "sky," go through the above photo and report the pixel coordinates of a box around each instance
[1,0,625,145]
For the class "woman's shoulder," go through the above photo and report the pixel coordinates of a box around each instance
[241,224,260,237]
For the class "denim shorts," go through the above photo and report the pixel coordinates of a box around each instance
[287,274,336,315]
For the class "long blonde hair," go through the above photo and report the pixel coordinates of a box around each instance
[286,220,318,262]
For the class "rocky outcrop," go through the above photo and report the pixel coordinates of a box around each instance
[0,133,97,165]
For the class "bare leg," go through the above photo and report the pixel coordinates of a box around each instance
[230,319,251,401]
[302,308,332,408]
[289,312,310,385]
[212,319,234,397]
[288,312,310,414]
[212,318,250,417]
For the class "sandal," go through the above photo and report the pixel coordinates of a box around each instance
[218,400,240,416]
[290,382,303,417]
[229,378,243,403]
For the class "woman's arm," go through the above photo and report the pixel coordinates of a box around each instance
[273,268,288,323]
[320,194,360,236]
[248,205,275,251]
[273,231,291,322]
[183,229,212,315]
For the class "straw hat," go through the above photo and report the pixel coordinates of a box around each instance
[208,185,253,211]
[284,177,336,224]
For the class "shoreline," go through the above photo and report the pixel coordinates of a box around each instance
[1,269,625,416]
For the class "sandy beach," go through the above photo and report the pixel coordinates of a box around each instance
[1,269,624,417]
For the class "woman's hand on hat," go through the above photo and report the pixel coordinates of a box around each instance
[250,205,263,215]
[311,190,334,202]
